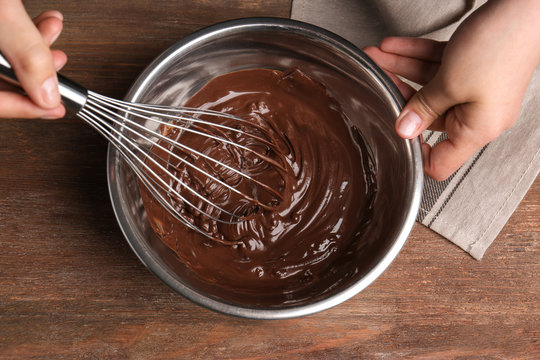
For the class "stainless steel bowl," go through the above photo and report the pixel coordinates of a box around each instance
[107,18,423,319]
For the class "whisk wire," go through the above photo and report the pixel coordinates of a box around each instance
[91,93,286,175]
[79,111,239,244]
[79,99,244,225]
[91,92,282,151]
[86,92,281,210]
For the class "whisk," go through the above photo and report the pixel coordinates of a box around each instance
[0,53,285,241]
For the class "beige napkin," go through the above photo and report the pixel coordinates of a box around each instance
[291,0,540,259]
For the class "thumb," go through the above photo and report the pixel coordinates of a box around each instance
[395,79,455,139]
[0,0,60,109]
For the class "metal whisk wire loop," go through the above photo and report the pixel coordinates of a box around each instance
[79,91,284,242]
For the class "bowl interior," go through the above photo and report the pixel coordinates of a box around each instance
[107,19,422,318]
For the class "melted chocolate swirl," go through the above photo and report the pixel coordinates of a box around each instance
[139,68,377,304]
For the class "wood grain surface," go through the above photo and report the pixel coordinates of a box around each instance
[1,1,538,359]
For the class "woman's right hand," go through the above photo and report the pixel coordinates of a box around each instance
[0,0,67,119]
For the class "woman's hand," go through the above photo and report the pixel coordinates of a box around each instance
[0,0,67,119]
[364,0,540,180]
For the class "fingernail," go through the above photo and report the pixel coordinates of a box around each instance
[50,31,61,45]
[397,110,422,138]
[41,76,60,107]
[42,105,65,120]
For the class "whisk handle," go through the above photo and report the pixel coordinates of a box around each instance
[0,52,88,112]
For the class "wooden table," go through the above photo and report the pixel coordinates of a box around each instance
[1,1,538,358]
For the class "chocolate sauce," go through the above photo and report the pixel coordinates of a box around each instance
[139,68,377,306]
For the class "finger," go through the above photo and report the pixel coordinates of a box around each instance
[380,37,446,62]
[422,135,480,181]
[421,104,504,181]
[0,0,60,109]
[33,10,63,25]
[364,46,417,100]
[0,50,64,89]
[0,50,66,106]
[34,12,64,46]
[395,76,457,139]
[0,90,65,119]
[363,45,439,85]
[51,49,68,71]
[383,69,416,101]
